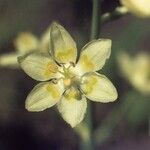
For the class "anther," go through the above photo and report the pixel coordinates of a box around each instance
[70,61,75,67]
[52,78,58,84]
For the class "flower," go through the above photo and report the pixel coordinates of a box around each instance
[120,0,150,18]
[118,51,150,94]
[18,22,118,127]
[0,25,51,68]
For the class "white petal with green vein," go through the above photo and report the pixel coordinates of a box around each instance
[50,22,77,63]
[74,39,111,75]
[26,81,64,112]
[80,72,118,103]
[57,88,87,127]
[18,52,59,81]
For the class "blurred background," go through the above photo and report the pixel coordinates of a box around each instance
[0,0,150,149]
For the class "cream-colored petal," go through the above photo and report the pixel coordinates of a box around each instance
[18,52,59,81]
[39,25,51,53]
[117,51,133,78]
[50,22,77,63]
[14,32,39,54]
[57,87,87,127]
[118,52,150,94]
[74,39,111,75]
[120,0,150,18]
[26,81,64,112]
[80,72,118,103]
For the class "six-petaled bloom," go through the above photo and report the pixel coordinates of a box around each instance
[18,22,118,127]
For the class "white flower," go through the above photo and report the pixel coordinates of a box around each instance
[120,0,150,18]
[18,22,118,127]
[0,26,51,68]
[118,51,150,94]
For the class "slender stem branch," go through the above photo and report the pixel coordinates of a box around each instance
[0,53,19,69]
[91,0,101,39]
[77,0,102,150]
[101,6,128,25]
[75,102,94,150]
[77,4,128,150]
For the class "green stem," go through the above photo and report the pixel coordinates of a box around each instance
[75,102,94,150]
[81,0,102,148]
[76,0,102,150]
[91,0,101,39]
[76,4,127,150]
[101,6,128,25]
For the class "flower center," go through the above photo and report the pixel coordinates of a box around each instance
[58,62,79,87]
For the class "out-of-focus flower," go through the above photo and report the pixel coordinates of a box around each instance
[120,0,150,18]
[14,32,39,54]
[0,26,51,68]
[18,22,118,127]
[118,51,150,94]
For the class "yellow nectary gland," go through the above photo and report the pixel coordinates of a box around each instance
[63,78,71,87]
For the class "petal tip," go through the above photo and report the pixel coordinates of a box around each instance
[110,89,118,102]
[25,99,34,112]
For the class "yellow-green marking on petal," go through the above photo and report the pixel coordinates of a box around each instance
[55,48,76,63]
[44,62,58,77]
[57,87,87,127]
[47,84,61,99]
[79,54,94,72]
[81,73,118,102]
[64,87,82,101]
[82,75,97,94]
[25,82,64,112]
[50,22,77,63]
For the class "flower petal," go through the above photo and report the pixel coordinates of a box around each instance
[18,52,59,81]
[26,81,64,112]
[57,87,87,127]
[50,22,77,63]
[80,72,118,103]
[117,51,132,78]
[74,39,111,75]
[120,0,150,18]
[14,32,39,54]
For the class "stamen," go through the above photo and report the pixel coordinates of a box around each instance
[47,63,58,73]
[57,70,65,75]
[52,78,58,84]
[59,63,65,67]
[70,61,75,67]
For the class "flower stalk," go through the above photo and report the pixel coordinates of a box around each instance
[91,0,101,40]
[101,7,128,25]
[79,0,102,149]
